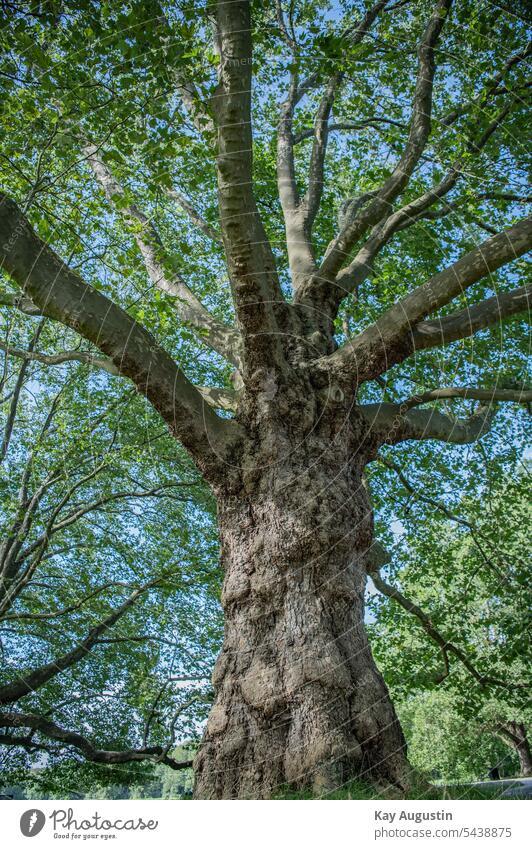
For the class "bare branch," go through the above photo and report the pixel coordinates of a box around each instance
[277,1,389,292]
[0,340,120,376]
[1,581,146,622]
[275,0,298,51]
[375,455,516,586]
[0,711,193,770]
[153,0,215,138]
[399,385,532,409]
[293,118,406,145]
[84,145,241,367]
[1,321,44,461]
[365,547,518,689]
[166,188,222,245]
[0,576,163,705]
[302,1,391,235]
[440,42,532,127]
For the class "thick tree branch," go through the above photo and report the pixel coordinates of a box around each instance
[411,284,531,352]
[277,66,318,289]
[175,72,215,138]
[304,72,344,234]
[0,731,53,754]
[333,169,461,300]
[324,216,532,385]
[312,0,453,285]
[358,401,496,446]
[212,0,287,374]
[196,385,238,412]
[493,721,531,761]
[175,73,215,137]
[390,186,530,236]
[0,192,239,473]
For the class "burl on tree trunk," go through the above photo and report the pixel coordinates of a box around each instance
[194,402,409,799]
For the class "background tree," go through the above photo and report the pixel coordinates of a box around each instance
[368,457,531,782]
[0,0,530,798]
[392,690,516,786]
[0,328,221,791]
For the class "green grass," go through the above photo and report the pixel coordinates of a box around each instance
[275,780,518,801]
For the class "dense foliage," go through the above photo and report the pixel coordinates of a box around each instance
[0,336,221,794]
[369,461,531,782]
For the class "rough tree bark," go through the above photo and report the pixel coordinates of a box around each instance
[193,391,409,798]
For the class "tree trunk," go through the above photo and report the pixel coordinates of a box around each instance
[515,729,532,777]
[497,722,532,778]
[194,418,409,799]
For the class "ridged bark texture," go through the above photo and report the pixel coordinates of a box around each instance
[194,422,409,798]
